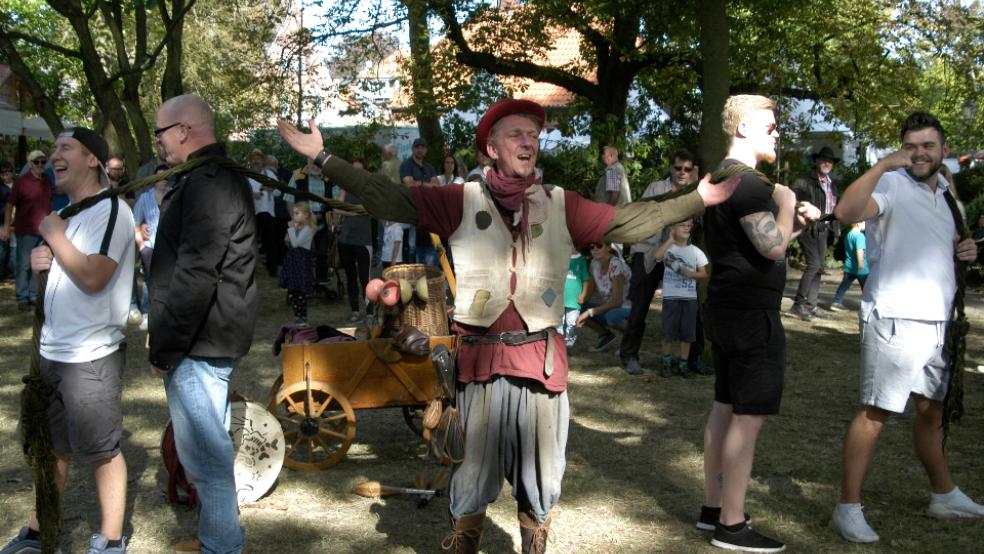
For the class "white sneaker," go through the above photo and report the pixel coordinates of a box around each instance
[831,504,879,543]
[928,487,984,518]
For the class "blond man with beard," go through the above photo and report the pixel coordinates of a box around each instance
[698,95,820,552]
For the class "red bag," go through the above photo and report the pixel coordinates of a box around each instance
[161,421,197,507]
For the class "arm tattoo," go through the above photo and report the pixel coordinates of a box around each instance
[740,211,784,256]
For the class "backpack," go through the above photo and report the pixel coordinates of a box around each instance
[833,230,848,263]
[161,421,197,507]
[161,391,246,507]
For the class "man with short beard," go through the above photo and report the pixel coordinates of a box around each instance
[830,112,983,543]
[790,146,840,321]
[279,99,738,554]
[699,95,820,552]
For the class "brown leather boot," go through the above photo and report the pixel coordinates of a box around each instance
[440,512,485,553]
[518,509,551,554]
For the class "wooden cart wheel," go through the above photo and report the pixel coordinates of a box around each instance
[402,406,425,437]
[268,380,356,471]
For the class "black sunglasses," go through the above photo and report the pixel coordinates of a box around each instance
[153,122,182,137]
[32,159,46,165]
[673,165,695,172]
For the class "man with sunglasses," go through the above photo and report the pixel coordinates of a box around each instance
[149,94,256,554]
[2,149,53,310]
[699,95,821,552]
[280,99,738,553]
[621,151,700,374]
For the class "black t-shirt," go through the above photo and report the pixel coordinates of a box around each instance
[705,159,786,310]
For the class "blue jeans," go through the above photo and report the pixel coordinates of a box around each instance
[15,234,41,304]
[163,356,244,554]
[832,272,867,305]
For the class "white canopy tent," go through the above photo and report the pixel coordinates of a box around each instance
[0,108,57,140]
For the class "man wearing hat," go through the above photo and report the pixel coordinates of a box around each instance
[278,99,737,553]
[791,145,840,321]
[2,128,135,554]
[2,149,53,310]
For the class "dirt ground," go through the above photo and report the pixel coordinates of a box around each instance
[2,268,984,553]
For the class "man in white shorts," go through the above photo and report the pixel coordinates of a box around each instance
[830,111,982,543]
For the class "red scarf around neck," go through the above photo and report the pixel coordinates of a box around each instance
[486,166,543,254]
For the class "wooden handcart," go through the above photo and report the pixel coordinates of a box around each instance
[268,261,457,471]
[266,334,457,471]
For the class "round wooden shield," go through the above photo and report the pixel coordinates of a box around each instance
[230,400,285,504]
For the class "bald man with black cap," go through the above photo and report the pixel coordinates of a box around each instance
[2,127,136,554]
[279,100,738,553]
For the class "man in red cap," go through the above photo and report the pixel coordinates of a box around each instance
[279,99,737,553]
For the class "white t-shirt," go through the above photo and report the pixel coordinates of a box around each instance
[381,222,403,262]
[661,243,707,300]
[862,169,959,321]
[40,195,136,363]
[590,256,632,308]
[250,167,278,215]
[437,175,465,186]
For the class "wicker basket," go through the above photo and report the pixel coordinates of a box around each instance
[382,264,449,336]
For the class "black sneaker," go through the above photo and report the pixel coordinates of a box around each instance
[589,332,616,352]
[711,522,785,552]
[696,506,751,531]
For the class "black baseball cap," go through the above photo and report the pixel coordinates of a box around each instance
[58,127,109,165]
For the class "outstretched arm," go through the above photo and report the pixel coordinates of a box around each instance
[278,118,418,224]
[604,173,739,244]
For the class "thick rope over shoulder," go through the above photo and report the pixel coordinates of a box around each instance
[21,154,366,552]
[941,189,970,446]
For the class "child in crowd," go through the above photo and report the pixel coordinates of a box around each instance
[380,220,403,268]
[279,201,316,325]
[578,242,632,356]
[654,220,708,378]
[830,221,868,311]
[560,247,594,349]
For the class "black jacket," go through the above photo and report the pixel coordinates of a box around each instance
[149,143,258,370]
[792,170,839,236]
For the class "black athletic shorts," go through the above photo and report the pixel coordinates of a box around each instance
[39,346,126,463]
[707,308,785,415]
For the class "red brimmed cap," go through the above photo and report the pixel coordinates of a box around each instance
[476,99,546,157]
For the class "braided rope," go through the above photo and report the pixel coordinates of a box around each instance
[941,190,970,447]
[21,153,366,550]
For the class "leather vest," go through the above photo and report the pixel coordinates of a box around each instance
[449,181,573,331]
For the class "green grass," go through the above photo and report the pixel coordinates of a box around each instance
[1,270,983,553]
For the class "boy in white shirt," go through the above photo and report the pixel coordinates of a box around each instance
[654,219,708,378]
[381,220,403,267]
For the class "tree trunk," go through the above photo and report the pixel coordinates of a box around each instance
[405,0,445,166]
[0,30,64,135]
[159,0,185,101]
[697,0,729,172]
[589,74,631,152]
